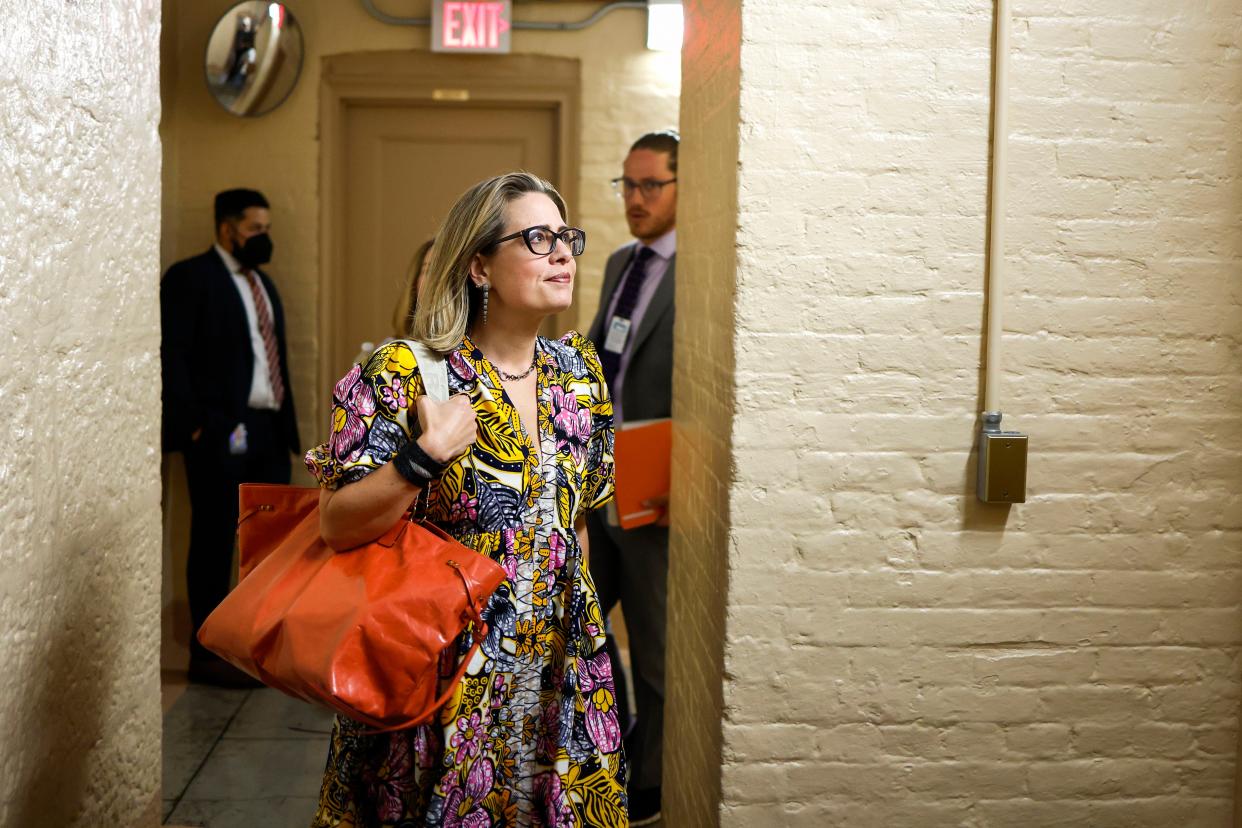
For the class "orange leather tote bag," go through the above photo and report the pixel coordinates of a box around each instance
[198,482,506,731]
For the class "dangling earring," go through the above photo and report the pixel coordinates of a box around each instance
[481,283,490,325]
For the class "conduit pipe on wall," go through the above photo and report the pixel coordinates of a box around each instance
[360,0,647,31]
[977,0,1029,504]
[983,0,1010,419]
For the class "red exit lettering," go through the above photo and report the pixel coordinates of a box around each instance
[442,2,509,50]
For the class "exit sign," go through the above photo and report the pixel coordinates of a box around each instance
[432,1,512,54]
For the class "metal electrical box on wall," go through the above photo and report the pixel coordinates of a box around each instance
[431,1,513,54]
[977,431,1028,503]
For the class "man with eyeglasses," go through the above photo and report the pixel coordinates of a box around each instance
[586,129,678,826]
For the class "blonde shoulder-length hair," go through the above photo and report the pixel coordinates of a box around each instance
[412,172,568,352]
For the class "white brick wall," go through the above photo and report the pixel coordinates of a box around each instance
[672,0,1242,824]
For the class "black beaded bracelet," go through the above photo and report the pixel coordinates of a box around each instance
[391,437,448,488]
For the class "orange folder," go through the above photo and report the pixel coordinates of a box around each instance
[613,418,672,529]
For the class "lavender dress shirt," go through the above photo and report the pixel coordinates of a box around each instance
[601,228,676,423]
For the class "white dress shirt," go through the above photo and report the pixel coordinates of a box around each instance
[214,243,280,411]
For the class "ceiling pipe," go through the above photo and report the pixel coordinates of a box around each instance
[360,0,647,31]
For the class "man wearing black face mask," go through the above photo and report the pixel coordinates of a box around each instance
[161,188,300,687]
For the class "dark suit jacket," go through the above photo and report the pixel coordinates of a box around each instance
[587,242,675,422]
[160,248,299,455]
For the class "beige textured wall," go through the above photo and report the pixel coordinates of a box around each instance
[0,1,164,826]
[670,0,1242,825]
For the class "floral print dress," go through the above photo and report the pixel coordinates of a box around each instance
[304,331,628,828]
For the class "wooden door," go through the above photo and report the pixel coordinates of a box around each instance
[320,49,579,439]
[333,101,559,379]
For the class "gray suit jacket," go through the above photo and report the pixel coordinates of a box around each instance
[587,242,675,423]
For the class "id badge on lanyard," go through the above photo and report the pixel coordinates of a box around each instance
[603,316,632,354]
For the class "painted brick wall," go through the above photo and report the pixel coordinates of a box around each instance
[671,0,1242,824]
[664,0,742,824]
[0,1,163,824]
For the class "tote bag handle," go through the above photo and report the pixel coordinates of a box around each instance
[408,340,449,402]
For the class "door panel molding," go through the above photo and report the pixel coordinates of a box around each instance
[318,50,581,427]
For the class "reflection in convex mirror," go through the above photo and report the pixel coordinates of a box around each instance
[205,2,304,117]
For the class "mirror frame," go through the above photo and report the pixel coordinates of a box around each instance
[203,2,305,118]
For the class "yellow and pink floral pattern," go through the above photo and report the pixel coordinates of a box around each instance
[305,331,626,827]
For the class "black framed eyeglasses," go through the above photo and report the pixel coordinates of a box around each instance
[494,225,587,257]
[610,177,678,199]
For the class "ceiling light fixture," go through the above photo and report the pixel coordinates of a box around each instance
[646,0,683,51]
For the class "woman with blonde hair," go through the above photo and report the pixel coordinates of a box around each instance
[305,172,627,826]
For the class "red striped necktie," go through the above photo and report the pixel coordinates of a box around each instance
[243,270,286,406]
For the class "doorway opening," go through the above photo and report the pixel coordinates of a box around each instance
[158,8,690,821]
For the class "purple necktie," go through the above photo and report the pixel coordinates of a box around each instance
[600,246,656,390]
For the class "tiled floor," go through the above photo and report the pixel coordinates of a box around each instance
[162,670,662,827]
[162,682,333,827]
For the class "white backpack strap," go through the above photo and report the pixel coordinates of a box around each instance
[408,340,449,402]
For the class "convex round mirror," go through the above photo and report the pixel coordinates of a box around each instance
[205,2,304,117]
